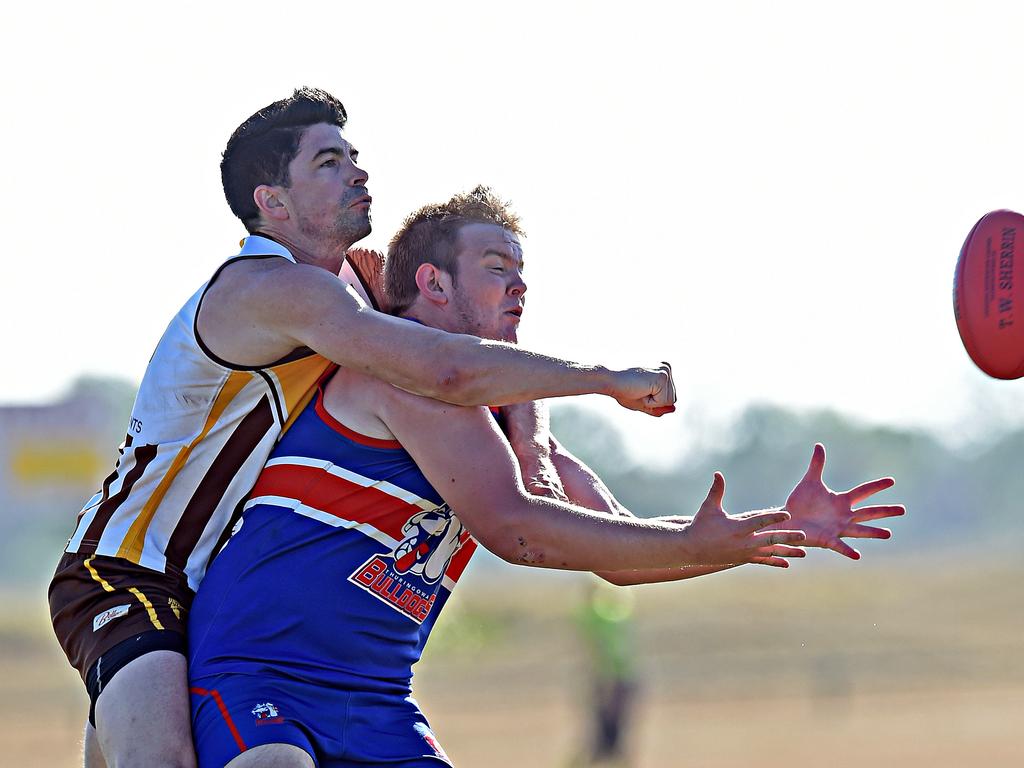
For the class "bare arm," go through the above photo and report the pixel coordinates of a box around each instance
[374,383,803,572]
[550,441,905,572]
[198,258,675,412]
[499,401,567,501]
[548,437,742,585]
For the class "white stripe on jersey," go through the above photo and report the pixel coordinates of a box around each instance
[242,493,458,592]
[264,456,437,511]
[244,494,399,549]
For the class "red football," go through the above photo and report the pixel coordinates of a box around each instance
[954,209,1024,380]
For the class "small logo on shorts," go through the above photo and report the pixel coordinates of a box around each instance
[167,597,185,621]
[93,604,130,632]
[415,722,451,764]
[252,702,284,725]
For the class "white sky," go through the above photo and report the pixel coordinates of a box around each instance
[4,0,1023,460]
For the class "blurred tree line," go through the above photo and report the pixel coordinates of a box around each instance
[552,403,1021,555]
[1,378,1019,588]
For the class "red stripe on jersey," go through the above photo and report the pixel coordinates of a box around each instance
[250,464,425,541]
[444,531,477,582]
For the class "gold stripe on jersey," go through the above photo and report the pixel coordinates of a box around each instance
[116,370,253,563]
[278,357,338,436]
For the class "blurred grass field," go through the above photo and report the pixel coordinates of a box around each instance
[4,556,1022,767]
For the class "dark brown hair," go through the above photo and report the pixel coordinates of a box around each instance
[221,87,348,232]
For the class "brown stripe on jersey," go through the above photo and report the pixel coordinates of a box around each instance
[78,443,159,553]
[206,496,248,572]
[255,370,285,426]
[163,395,275,575]
[75,433,133,529]
[117,371,252,563]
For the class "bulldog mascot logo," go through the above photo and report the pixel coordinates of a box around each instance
[392,505,466,584]
[349,503,471,623]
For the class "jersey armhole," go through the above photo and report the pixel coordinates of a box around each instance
[313,383,403,450]
[193,254,318,372]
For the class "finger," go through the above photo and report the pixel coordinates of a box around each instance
[752,529,806,546]
[739,510,791,534]
[733,510,772,521]
[775,544,806,557]
[802,443,826,483]
[829,539,861,560]
[755,544,806,558]
[699,472,726,511]
[750,557,790,568]
[659,361,677,405]
[843,477,895,503]
[851,504,905,522]
[651,405,676,417]
[840,523,891,539]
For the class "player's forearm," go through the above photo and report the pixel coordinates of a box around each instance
[549,452,734,584]
[550,440,631,517]
[316,311,615,407]
[599,564,740,586]
[479,494,716,572]
[502,401,552,455]
[285,281,613,407]
[433,334,616,406]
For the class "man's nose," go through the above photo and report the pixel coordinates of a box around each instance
[349,161,368,186]
[510,276,527,297]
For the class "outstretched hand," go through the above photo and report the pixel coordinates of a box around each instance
[783,444,906,560]
[686,473,806,568]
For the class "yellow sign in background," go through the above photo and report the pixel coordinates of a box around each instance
[10,440,105,488]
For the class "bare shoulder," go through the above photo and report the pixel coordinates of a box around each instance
[317,366,390,440]
[198,257,354,367]
[205,257,338,308]
[323,364,485,443]
[374,372,480,420]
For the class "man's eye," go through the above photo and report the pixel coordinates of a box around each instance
[322,159,337,167]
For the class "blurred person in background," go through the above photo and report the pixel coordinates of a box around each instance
[573,579,640,768]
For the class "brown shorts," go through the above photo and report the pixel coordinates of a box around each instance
[48,551,193,684]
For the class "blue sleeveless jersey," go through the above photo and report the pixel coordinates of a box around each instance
[187,386,478,694]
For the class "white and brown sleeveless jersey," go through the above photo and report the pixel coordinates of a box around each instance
[65,235,375,591]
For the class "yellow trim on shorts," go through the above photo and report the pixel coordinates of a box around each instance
[83,556,116,593]
[127,587,165,631]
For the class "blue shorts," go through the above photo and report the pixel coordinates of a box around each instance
[190,673,452,767]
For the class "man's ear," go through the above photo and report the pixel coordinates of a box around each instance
[253,184,290,222]
[414,263,450,307]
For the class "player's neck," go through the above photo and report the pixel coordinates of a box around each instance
[252,227,348,274]
[401,306,457,335]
